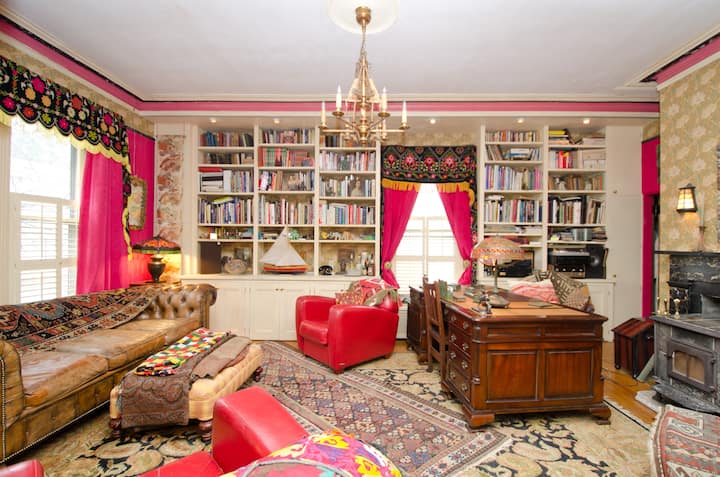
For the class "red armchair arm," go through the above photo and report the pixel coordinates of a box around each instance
[325,304,399,371]
[295,295,335,351]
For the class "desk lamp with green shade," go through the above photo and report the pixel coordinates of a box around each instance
[132,235,181,283]
[471,236,525,305]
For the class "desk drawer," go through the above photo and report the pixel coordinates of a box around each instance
[447,361,471,401]
[447,329,471,356]
[447,313,473,337]
[448,346,471,375]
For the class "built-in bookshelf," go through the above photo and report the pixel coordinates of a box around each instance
[193,126,380,277]
[479,125,608,275]
[481,128,545,258]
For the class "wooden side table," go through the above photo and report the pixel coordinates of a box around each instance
[612,317,654,377]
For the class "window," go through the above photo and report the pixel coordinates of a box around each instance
[392,184,463,295]
[8,117,81,303]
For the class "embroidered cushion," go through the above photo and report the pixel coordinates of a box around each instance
[229,430,402,477]
[549,270,592,311]
[335,289,365,305]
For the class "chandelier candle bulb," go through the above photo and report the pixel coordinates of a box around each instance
[401,101,407,124]
[336,86,342,111]
[381,87,387,112]
[321,101,326,126]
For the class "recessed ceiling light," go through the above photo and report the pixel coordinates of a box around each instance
[516,118,525,124]
[273,118,280,124]
[583,118,591,125]
[429,118,436,125]
[209,117,217,124]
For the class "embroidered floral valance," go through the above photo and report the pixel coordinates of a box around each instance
[381,145,477,183]
[0,55,129,164]
[0,54,132,254]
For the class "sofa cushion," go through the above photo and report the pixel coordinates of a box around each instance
[53,329,165,369]
[116,316,201,345]
[22,351,108,407]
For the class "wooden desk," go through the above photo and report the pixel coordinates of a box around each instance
[406,286,428,363]
[441,290,610,427]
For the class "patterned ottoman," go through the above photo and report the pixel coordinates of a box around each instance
[109,334,263,441]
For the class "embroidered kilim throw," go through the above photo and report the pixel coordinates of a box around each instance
[134,328,228,376]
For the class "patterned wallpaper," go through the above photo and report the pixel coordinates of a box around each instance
[0,39,154,136]
[657,57,720,298]
[156,135,185,282]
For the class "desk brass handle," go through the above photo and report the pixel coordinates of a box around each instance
[449,334,457,343]
[462,321,469,330]
[449,316,457,324]
[450,370,457,379]
[461,383,468,392]
[449,351,456,360]
[461,360,468,370]
[462,343,469,352]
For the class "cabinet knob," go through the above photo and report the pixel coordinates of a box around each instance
[462,342,469,352]
[462,321,469,330]
[449,334,457,343]
[449,351,456,360]
[461,360,468,370]
[460,383,468,392]
[450,370,456,379]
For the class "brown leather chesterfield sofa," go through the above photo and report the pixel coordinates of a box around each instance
[0,283,217,463]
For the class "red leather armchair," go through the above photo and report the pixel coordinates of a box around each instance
[295,295,399,373]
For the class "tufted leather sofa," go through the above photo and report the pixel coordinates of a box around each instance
[0,283,216,463]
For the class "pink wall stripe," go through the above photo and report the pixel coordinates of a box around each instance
[654,35,720,85]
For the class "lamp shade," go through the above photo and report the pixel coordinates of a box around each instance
[471,237,525,266]
[676,183,697,213]
[132,235,181,255]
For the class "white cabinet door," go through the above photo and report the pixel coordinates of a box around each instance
[583,280,615,341]
[181,278,252,335]
[250,281,309,340]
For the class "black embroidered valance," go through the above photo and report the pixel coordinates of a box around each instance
[381,145,477,184]
[0,54,132,253]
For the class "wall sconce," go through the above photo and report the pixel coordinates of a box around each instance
[676,183,697,213]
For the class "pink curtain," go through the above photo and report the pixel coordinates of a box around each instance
[127,130,156,283]
[76,152,129,293]
[437,184,474,285]
[380,186,419,287]
[77,130,156,292]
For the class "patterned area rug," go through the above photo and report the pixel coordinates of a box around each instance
[18,344,651,476]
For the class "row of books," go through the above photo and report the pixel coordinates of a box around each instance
[319,177,375,198]
[202,152,254,165]
[486,130,538,142]
[483,196,542,223]
[199,168,254,193]
[198,197,253,225]
[261,128,315,144]
[485,165,542,191]
[258,148,314,167]
[258,170,314,192]
[258,197,313,225]
[318,202,376,225]
[549,173,604,191]
[486,144,541,161]
[549,149,606,169]
[318,151,376,171]
[548,196,605,224]
[198,226,253,240]
[201,131,253,147]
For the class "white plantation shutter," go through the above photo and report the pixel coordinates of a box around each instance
[8,117,80,303]
[392,184,463,295]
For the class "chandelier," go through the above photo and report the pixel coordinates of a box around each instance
[320,5,409,146]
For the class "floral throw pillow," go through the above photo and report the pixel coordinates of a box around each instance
[335,289,364,305]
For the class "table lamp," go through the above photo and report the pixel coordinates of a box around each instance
[471,237,525,293]
[132,235,181,282]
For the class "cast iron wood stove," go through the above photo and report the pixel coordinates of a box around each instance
[652,313,720,414]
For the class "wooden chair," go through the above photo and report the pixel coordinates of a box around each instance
[423,276,446,379]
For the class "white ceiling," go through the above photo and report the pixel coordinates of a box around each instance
[2,0,720,105]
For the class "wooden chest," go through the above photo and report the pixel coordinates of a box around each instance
[612,318,654,377]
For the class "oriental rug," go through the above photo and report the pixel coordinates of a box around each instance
[18,343,651,476]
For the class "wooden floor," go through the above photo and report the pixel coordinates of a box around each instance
[287,340,658,426]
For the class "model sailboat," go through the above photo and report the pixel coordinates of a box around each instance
[259,227,308,273]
